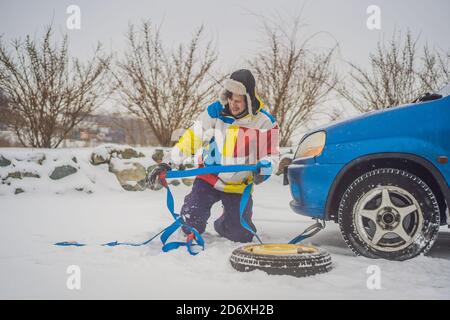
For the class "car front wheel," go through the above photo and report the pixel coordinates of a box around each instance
[338,168,440,261]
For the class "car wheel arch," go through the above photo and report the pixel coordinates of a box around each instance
[325,153,449,224]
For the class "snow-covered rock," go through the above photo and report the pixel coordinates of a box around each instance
[0,155,11,167]
[90,144,145,165]
[109,158,147,191]
[151,149,164,163]
[49,165,78,180]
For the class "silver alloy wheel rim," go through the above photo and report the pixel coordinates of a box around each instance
[353,186,424,252]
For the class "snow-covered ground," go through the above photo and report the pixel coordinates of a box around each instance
[0,148,449,299]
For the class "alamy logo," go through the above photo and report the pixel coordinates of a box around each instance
[169,120,279,168]
[66,5,81,30]
[366,5,381,30]
[366,265,382,290]
[66,265,81,290]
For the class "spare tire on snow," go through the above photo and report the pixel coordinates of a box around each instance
[230,244,332,277]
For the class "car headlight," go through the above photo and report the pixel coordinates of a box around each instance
[294,131,326,160]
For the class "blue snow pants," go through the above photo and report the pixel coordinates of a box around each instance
[180,178,256,243]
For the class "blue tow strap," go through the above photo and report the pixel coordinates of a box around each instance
[55,160,323,254]
[157,161,272,254]
[55,161,272,255]
[288,221,325,244]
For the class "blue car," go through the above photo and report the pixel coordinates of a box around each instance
[286,83,450,260]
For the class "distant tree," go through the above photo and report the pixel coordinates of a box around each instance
[0,25,111,148]
[339,30,450,113]
[112,22,222,147]
[250,15,338,147]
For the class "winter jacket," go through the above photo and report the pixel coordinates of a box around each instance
[164,98,279,194]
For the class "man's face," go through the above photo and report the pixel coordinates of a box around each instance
[228,94,246,117]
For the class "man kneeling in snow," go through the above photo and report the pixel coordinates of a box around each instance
[148,69,279,243]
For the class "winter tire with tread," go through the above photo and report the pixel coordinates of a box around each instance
[338,168,440,261]
[230,243,332,277]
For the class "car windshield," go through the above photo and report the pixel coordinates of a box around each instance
[437,82,450,97]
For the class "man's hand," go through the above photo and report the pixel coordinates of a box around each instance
[147,163,171,190]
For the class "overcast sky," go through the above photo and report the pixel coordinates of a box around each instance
[1,0,449,136]
[1,0,449,68]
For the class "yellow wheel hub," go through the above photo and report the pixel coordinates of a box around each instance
[243,243,318,256]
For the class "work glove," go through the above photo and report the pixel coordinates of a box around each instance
[147,163,171,190]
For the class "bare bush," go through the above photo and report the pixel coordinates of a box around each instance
[250,16,338,146]
[339,30,450,112]
[0,25,111,148]
[112,22,221,147]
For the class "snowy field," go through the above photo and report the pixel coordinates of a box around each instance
[0,148,449,299]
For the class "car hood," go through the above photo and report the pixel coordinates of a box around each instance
[304,95,450,144]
